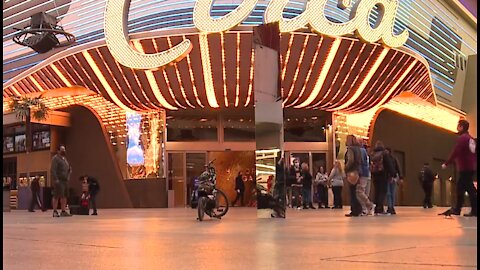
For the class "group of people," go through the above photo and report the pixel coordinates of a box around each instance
[27,145,100,217]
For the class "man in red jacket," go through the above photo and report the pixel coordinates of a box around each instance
[439,120,477,217]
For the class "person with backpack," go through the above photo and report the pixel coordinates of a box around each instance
[344,135,362,217]
[439,120,477,217]
[370,140,394,215]
[419,163,436,208]
[356,138,374,215]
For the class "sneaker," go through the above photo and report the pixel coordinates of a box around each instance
[345,212,360,217]
[463,212,477,217]
[390,208,396,215]
[367,207,374,216]
[438,209,460,216]
[60,211,72,217]
[296,206,303,210]
[91,212,98,216]
[53,210,60,218]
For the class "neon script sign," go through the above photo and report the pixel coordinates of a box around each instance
[104,0,408,70]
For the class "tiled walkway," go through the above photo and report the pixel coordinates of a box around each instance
[3,207,477,270]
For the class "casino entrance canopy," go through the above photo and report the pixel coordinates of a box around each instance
[2,27,436,113]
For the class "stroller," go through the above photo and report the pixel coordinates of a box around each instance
[256,183,285,218]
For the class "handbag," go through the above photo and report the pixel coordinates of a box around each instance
[346,171,359,185]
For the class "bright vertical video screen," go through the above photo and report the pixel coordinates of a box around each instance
[126,112,144,166]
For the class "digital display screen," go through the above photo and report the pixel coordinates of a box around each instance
[33,131,51,150]
[14,134,26,152]
[126,112,144,166]
[3,137,14,153]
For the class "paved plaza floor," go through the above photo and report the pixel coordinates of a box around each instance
[3,207,477,270]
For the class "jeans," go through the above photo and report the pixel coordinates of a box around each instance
[332,186,343,207]
[453,171,477,214]
[349,183,362,215]
[90,194,97,213]
[422,182,433,207]
[316,184,328,207]
[373,172,388,213]
[302,188,312,206]
[386,180,396,210]
[356,177,373,212]
[291,185,302,207]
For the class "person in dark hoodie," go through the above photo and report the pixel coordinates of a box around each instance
[299,162,315,209]
[370,140,394,215]
[86,175,100,215]
[419,163,436,208]
[384,147,403,215]
[439,120,477,217]
[232,171,245,207]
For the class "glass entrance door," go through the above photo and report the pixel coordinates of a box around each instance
[186,153,207,206]
[167,152,207,207]
[168,153,185,207]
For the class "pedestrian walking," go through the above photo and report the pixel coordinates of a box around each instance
[232,171,245,207]
[419,163,436,208]
[439,120,477,217]
[50,145,72,217]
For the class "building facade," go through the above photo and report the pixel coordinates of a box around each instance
[3,0,477,208]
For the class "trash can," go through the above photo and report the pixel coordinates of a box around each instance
[3,185,11,212]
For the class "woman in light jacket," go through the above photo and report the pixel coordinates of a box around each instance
[329,160,345,209]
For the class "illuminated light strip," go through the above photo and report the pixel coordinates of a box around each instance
[315,40,355,108]
[29,72,48,91]
[382,98,460,133]
[82,51,133,112]
[316,42,367,109]
[62,57,95,91]
[294,38,341,109]
[245,48,255,107]
[199,34,220,108]
[352,52,405,110]
[151,39,186,109]
[37,69,58,90]
[235,32,241,107]
[94,46,146,111]
[220,32,228,107]
[50,64,73,87]
[281,34,295,103]
[72,54,103,94]
[367,60,418,112]
[109,54,151,111]
[166,36,195,108]
[10,85,21,96]
[334,47,390,111]
[289,36,323,107]
[29,76,44,92]
[284,35,309,106]
[182,35,204,108]
[132,40,178,110]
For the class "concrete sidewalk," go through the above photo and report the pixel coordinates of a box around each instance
[3,207,477,270]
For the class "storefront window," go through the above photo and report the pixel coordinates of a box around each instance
[284,110,331,142]
[167,114,218,141]
[224,114,255,142]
